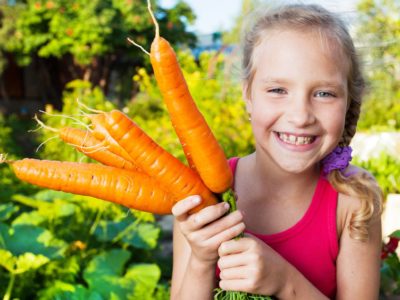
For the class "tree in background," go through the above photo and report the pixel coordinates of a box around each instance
[356,0,400,131]
[0,0,196,104]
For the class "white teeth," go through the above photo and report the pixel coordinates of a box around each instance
[278,133,314,145]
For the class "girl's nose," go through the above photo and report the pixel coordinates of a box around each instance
[286,96,316,127]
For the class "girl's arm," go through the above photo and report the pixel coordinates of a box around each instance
[335,192,382,299]
[170,220,217,300]
[170,196,245,300]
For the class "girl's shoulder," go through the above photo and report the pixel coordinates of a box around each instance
[336,164,382,238]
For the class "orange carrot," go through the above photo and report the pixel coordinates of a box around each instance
[88,113,136,164]
[8,158,175,214]
[145,2,232,194]
[89,110,218,211]
[59,127,138,171]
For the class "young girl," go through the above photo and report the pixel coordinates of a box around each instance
[170,3,383,299]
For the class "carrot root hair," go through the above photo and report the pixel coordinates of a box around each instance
[76,98,105,114]
[31,114,59,133]
[127,0,159,55]
[35,136,59,153]
[38,110,91,131]
[147,0,159,38]
[127,37,150,56]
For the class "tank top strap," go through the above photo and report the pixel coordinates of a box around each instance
[228,157,240,189]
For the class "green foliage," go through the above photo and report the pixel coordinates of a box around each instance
[380,231,400,297]
[353,152,400,196]
[356,0,400,131]
[0,114,23,158]
[0,114,39,198]
[381,253,400,296]
[0,4,23,73]
[0,189,169,299]
[2,0,196,67]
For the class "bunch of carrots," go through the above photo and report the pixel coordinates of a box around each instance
[3,3,235,216]
[2,1,271,299]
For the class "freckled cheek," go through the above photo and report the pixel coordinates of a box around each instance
[251,110,279,133]
[322,108,347,138]
[250,114,279,145]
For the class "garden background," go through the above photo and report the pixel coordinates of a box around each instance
[0,0,399,299]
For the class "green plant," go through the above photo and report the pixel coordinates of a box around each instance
[352,152,400,197]
[381,231,400,297]
[0,114,38,199]
[356,0,400,131]
[0,189,170,300]
[0,0,196,99]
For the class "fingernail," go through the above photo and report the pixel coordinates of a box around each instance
[224,202,230,210]
[192,196,201,204]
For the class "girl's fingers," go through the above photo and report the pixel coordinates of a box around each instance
[219,265,248,280]
[218,237,251,257]
[206,220,245,245]
[189,201,230,228]
[206,211,244,241]
[181,202,232,235]
[217,252,246,270]
[172,195,202,221]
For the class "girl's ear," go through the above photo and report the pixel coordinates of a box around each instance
[242,82,253,115]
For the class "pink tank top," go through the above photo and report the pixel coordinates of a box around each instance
[225,157,339,299]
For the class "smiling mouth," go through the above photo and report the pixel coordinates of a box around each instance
[276,132,317,145]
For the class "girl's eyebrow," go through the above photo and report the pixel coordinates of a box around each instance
[260,77,291,85]
[314,80,345,88]
[261,77,346,91]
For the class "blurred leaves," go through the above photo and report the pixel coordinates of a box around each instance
[1,0,196,66]
[0,222,67,258]
[353,152,400,196]
[356,0,400,131]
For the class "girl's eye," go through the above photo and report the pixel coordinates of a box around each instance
[315,91,336,98]
[268,88,286,94]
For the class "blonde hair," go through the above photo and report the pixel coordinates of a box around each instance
[242,4,382,241]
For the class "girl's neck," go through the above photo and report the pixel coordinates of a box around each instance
[249,152,321,201]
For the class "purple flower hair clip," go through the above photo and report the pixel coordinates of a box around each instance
[321,146,353,177]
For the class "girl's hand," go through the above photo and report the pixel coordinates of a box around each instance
[172,195,245,265]
[217,235,289,296]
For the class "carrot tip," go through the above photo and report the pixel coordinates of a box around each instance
[0,153,11,164]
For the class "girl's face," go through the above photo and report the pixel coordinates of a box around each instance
[245,29,348,174]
